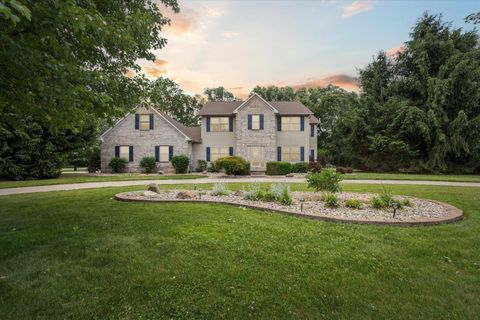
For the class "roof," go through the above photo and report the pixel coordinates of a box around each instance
[309,114,320,124]
[198,98,313,116]
[157,110,201,142]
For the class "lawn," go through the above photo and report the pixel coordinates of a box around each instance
[0,183,479,319]
[0,173,206,189]
[343,172,480,183]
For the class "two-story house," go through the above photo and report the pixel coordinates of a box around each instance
[100,93,318,173]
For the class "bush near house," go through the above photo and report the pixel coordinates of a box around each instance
[306,169,343,193]
[196,160,207,172]
[87,149,101,173]
[139,156,157,173]
[266,161,292,175]
[292,162,308,173]
[171,155,189,174]
[215,156,250,175]
[336,166,353,174]
[109,157,127,173]
[308,161,322,173]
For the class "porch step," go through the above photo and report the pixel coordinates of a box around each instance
[250,171,266,176]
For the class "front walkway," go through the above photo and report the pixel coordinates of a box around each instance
[0,177,479,196]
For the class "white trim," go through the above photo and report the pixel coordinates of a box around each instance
[232,93,278,114]
[99,105,192,142]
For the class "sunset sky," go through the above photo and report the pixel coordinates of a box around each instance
[138,0,478,99]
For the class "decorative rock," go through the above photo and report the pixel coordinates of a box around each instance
[233,190,244,197]
[158,170,165,175]
[202,170,208,174]
[176,191,196,199]
[285,173,295,177]
[143,191,158,197]
[147,183,160,193]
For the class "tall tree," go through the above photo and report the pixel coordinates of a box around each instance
[0,0,179,179]
[251,86,296,101]
[149,78,202,126]
[203,87,237,102]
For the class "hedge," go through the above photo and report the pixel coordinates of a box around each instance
[266,161,292,175]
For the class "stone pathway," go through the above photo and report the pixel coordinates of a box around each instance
[0,177,479,196]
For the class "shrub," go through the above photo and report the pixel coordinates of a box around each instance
[345,167,353,174]
[370,196,385,209]
[171,154,189,173]
[400,198,411,207]
[215,156,250,175]
[292,162,308,173]
[211,183,229,196]
[139,156,156,173]
[266,161,292,175]
[196,160,207,172]
[266,183,292,205]
[370,188,408,209]
[308,161,322,173]
[109,157,127,173]
[306,169,343,193]
[87,149,101,173]
[323,193,339,208]
[345,198,363,209]
[207,162,219,172]
[244,183,261,201]
[336,166,346,174]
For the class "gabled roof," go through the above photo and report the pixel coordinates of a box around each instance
[199,95,313,116]
[100,106,201,142]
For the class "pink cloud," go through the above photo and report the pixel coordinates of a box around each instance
[341,1,375,18]
[386,45,405,58]
[292,74,359,92]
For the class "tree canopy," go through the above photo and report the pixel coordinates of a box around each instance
[203,87,238,102]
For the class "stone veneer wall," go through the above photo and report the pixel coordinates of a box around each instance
[100,106,190,173]
[234,96,277,163]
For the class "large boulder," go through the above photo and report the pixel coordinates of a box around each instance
[147,183,160,193]
[176,191,196,199]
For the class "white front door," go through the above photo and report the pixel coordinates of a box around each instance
[248,146,265,170]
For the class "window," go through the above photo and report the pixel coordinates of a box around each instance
[158,145,169,162]
[140,114,150,130]
[119,146,130,160]
[211,147,229,161]
[281,116,300,131]
[281,147,300,162]
[211,117,229,132]
[251,114,260,130]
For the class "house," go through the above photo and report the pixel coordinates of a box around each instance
[100,93,318,173]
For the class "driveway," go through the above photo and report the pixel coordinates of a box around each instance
[0,177,479,196]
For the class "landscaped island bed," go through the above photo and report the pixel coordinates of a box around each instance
[115,189,462,226]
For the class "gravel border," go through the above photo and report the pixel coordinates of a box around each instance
[114,190,463,227]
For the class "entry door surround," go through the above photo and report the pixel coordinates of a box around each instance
[248,146,265,169]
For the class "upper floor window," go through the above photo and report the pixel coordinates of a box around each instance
[211,117,229,132]
[281,146,300,162]
[281,116,300,131]
[140,114,150,130]
[119,145,130,160]
[251,114,260,130]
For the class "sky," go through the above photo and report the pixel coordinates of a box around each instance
[137,0,479,99]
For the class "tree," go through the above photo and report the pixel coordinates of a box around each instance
[0,0,179,179]
[251,86,296,101]
[148,77,203,126]
[465,12,480,24]
[203,87,237,102]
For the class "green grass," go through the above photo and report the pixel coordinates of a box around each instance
[342,172,480,182]
[0,173,206,189]
[0,183,479,319]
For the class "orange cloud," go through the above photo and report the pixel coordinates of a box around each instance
[386,45,405,58]
[163,7,199,36]
[292,74,359,92]
[144,67,167,78]
[125,70,136,78]
[341,0,375,18]
[154,59,168,67]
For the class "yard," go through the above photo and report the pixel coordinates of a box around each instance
[0,183,479,319]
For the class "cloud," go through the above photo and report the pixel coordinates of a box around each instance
[144,67,167,78]
[341,0,375,18]
[163,6,200,37]
[154,59,168,67]
[222,31,240,39]
[292,74,359,92]
[207,7,223,17]
[125,70,136,78]
[386,45,405,58]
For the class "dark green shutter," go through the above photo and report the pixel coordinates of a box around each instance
[229,117,233,132]
[114,146,120,158]
[129,146,134,162]
[277,146,281,161]
[206,117,211,132]
[155,146,159,162]
[260,114,264,130]
[149,114,154,129]
[229,147,233,156]
[300,146,305,161]
[300,116,305,131]
[168,146,173,161]
[248,114,252,129]
[206,147,210,162]
[277,116,281,131]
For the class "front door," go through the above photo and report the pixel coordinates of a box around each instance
[248,146,265,170]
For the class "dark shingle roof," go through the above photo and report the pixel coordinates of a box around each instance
[157,110,201,142]
[198,99,313,116]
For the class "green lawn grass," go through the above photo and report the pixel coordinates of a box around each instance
[342,172,480,182]
[0,183,479,319]
[0,173,206,189]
